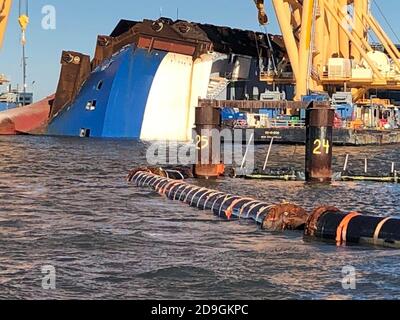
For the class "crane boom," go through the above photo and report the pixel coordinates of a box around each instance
[0,0,12,50]
[255,0,400,101]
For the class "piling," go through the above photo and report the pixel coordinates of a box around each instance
[193,99,224,179]
[305,102,335,182]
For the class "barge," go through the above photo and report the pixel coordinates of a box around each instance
[216,95,400,146]
[227,127,400,145]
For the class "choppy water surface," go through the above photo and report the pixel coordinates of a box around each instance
[0,136,399,300]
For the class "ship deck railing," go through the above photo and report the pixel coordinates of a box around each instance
[257,120,306,128]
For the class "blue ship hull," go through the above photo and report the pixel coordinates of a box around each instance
[48,46,164,138]
[47,44,212,140]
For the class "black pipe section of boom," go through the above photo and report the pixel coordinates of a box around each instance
[305,206,400,248]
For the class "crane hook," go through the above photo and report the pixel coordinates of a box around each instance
[254,0,268,25]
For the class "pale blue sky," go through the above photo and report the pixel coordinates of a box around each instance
[0,0,398,101]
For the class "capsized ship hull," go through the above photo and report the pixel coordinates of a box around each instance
[47,46,212,140]
[45,18,282,140]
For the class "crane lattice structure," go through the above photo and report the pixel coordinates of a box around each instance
[254,0,400,101]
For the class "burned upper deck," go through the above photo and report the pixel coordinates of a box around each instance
[110,18,285,59]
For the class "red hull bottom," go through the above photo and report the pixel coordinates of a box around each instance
[0,95,53,135]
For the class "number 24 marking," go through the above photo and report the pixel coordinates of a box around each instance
[313,139,330,155]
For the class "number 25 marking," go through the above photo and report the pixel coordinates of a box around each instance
[313,139,330,155]
[196,135,209,150]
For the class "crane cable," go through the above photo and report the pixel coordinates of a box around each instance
[352,7,379,46]
[307,0,319,89]
[262,25,278,74]
[371,0,400,44]
[253,31,263,72]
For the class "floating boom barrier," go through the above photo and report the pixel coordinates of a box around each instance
[128,169,308,231]
[305,207,400,248]
[127,168,400,248]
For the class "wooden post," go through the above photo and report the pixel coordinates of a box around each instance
[263,137,275,171]
[343,154,350,172]
[240,133,255,170]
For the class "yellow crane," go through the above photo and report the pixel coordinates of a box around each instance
[0,0,29,90]
[0,0,12,49]
[253,0,400,102]
[18,0,29,102]
[0,0,12,84]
